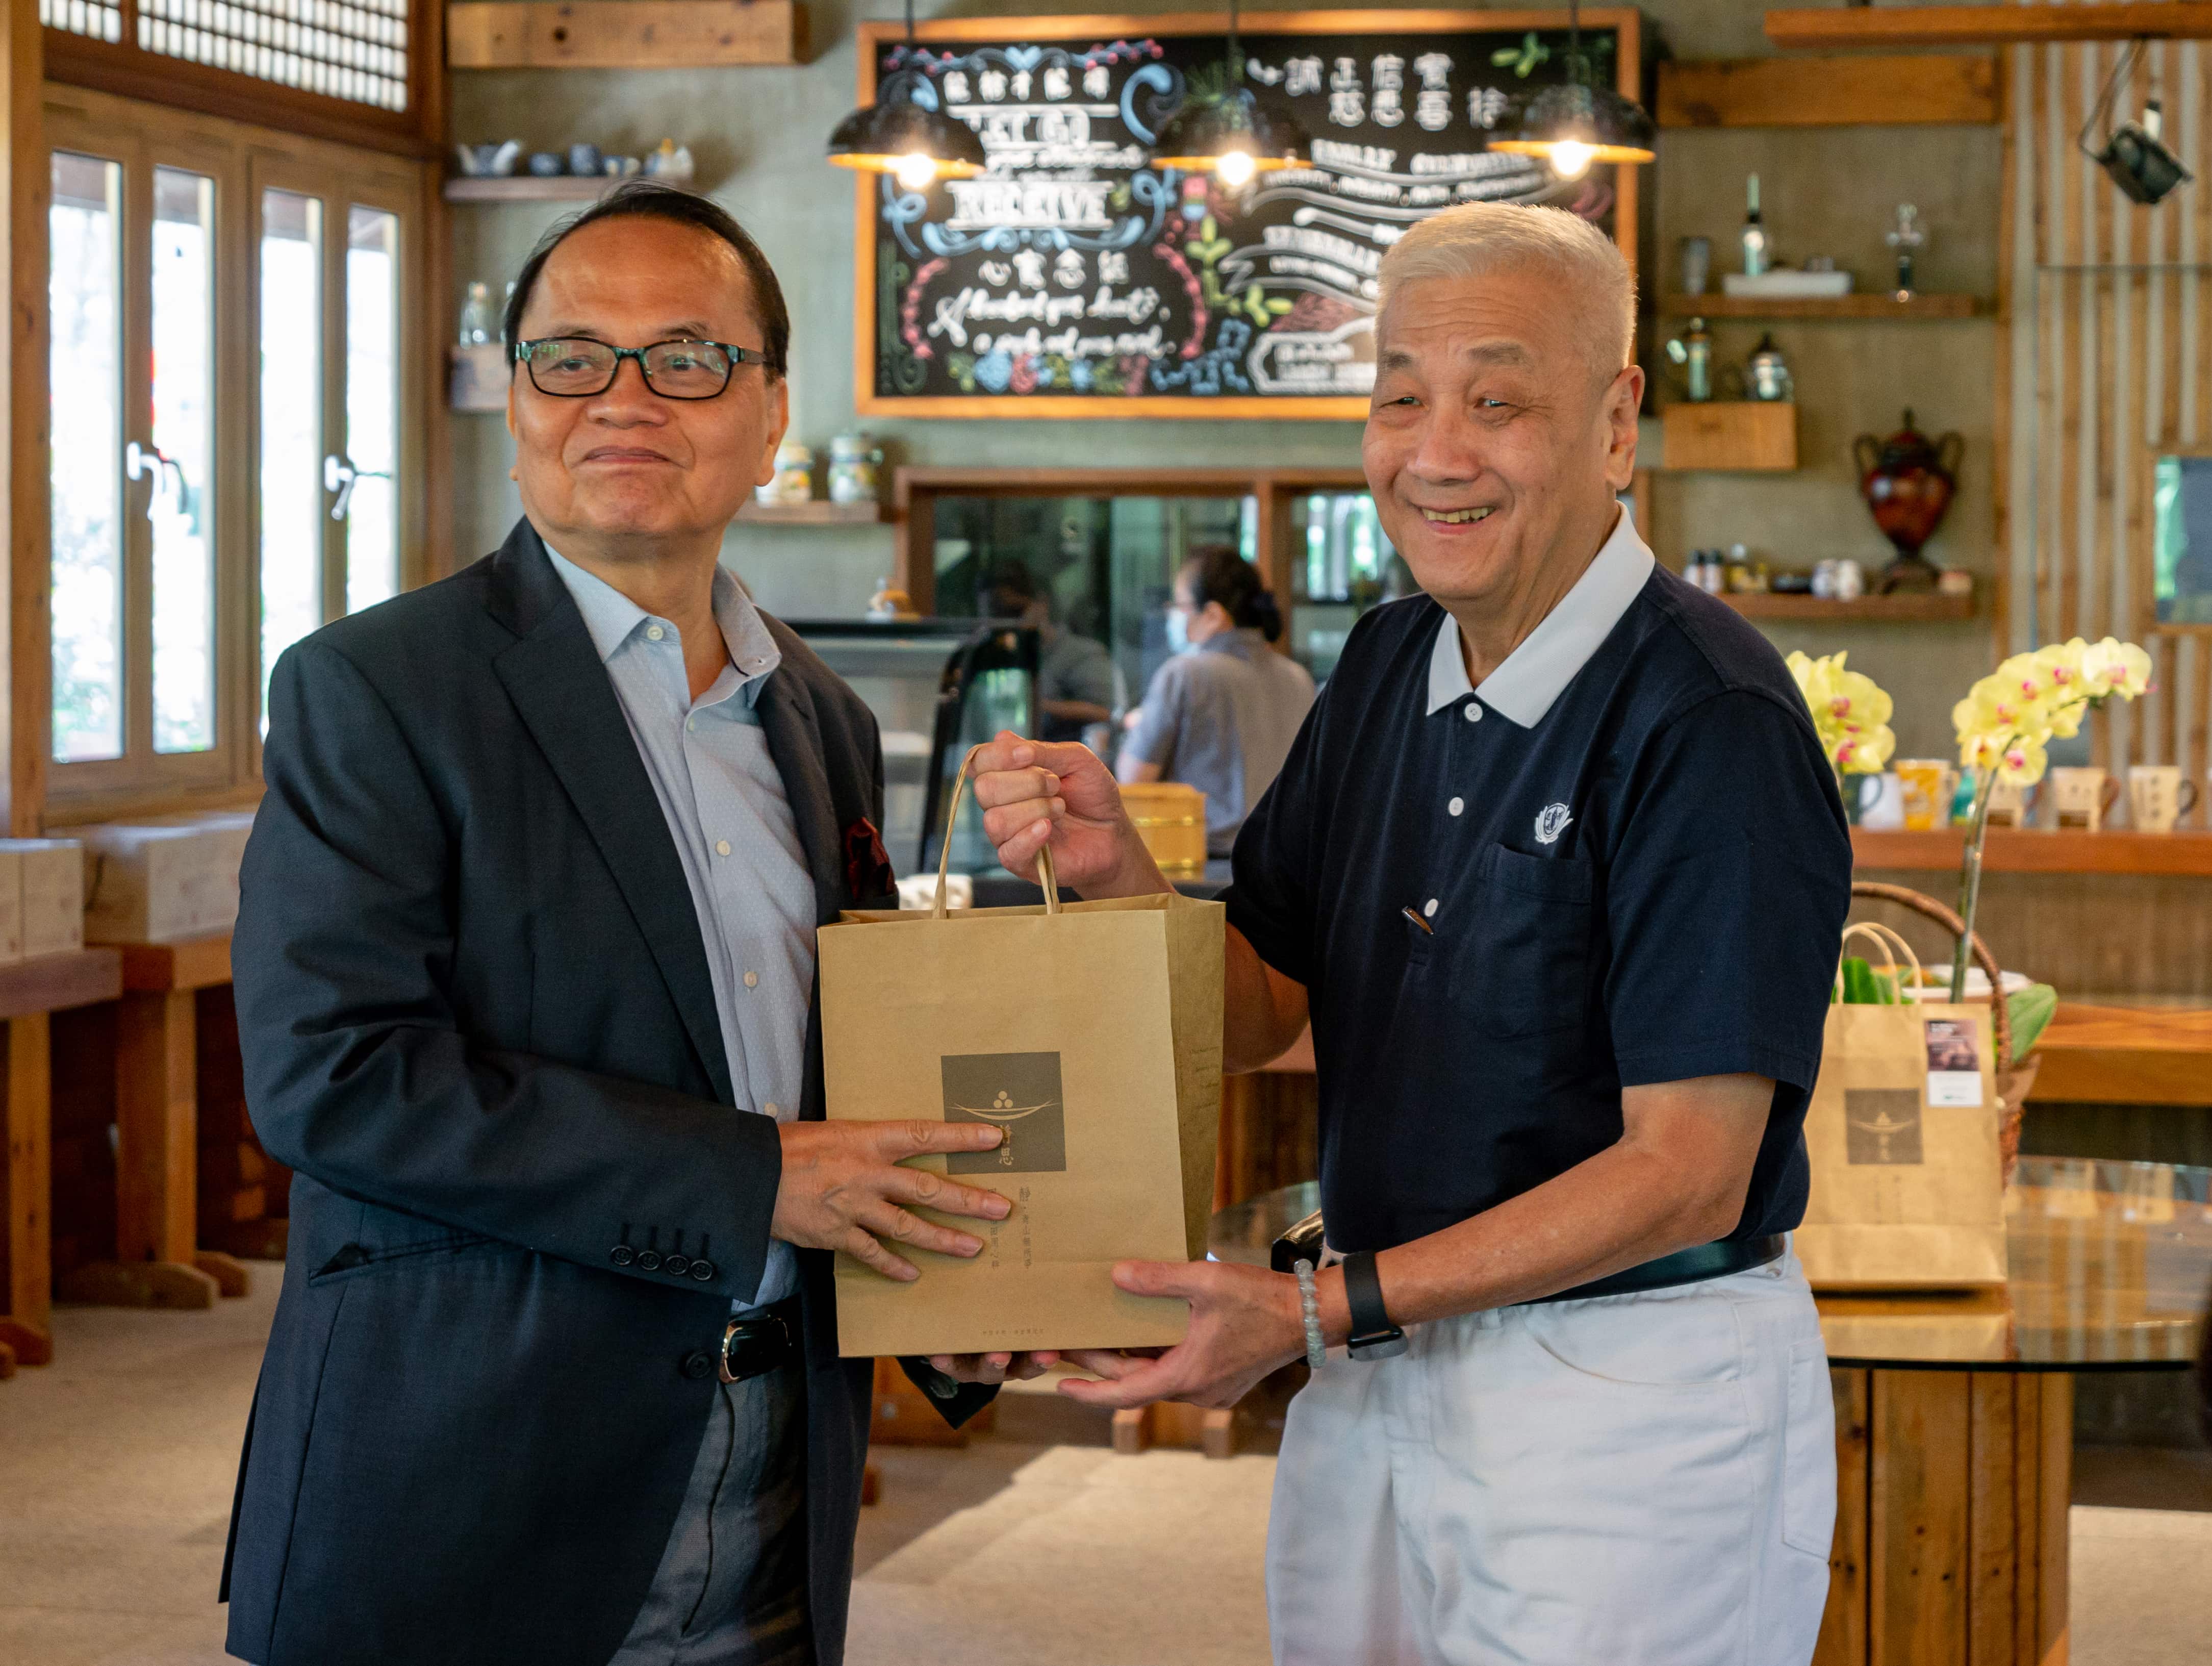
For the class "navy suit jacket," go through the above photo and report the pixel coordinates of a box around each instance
[222,520,992,1665]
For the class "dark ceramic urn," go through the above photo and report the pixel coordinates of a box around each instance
[1853,409,1965,593]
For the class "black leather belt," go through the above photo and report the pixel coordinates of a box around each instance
[719,1299,801,1384]
[1269,1211,1785,1306]
[1521,1235,1787,1306]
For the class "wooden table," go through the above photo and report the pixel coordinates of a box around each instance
[0,948,123,1376]
[1212,1157,2212,1666]
[54,933,248,1308]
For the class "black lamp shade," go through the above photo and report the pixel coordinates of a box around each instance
[827,77,988,179]
[1489,82,1656,167]
[1150,84,1307,172]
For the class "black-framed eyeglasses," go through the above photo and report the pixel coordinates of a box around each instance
[513,337,771,400]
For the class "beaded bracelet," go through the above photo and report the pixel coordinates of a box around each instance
[1292,1258,1326,1369]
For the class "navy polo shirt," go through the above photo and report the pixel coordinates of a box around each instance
[1225,512,1852,1255]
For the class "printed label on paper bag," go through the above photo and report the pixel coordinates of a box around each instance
[942,1052,1067,1175]
[1923,1018,1985,1107]
[1845,1088,1924,1166]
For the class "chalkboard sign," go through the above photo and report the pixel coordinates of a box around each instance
[851,10,1642,419]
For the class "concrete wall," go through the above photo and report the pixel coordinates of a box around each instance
[449,2,2005,753]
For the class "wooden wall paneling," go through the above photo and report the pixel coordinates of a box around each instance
[1868,1369,1970,1665]
[1815,1366,1872,1666]
[2011,1372,2043,1666]
[8,0,47,835]
[1768,4,2212,52]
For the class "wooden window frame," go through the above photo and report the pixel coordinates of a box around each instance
[41,83,436,826]
[44,0,445,161]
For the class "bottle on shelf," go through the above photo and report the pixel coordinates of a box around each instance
[458,281,493,348]
[1741,174,1769,279]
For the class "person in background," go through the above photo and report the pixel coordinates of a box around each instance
[986,560,1117,744]
[1118,547,1316,858]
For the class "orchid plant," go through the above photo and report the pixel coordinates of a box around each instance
[1786,650,1897,780]
[1948,637,2152,998]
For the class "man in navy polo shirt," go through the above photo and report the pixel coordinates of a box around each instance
[964,202,1850,1663]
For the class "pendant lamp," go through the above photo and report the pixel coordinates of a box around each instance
[1149,0,1307,186]
[1487,0,1655,180]
[828,0,988,189]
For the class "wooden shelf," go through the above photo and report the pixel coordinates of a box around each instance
[444,175,613,203]
[1658,55,1997,128]
[740,500,888,526]
[1767,4,2212,51]
[115,933,233,994]
[1722,590,1976,622]
[2033,1003,2212,1105]
[1660,293,1991,320]
[1852,827,2212,876]
[447,1,803,68]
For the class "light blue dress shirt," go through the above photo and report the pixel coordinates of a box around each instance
[546,547,813,1310]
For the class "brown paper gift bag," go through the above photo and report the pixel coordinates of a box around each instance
[1795,922,2008,1291]
[817,748,1225,1358]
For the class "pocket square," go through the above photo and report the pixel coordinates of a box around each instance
[843,817,895,901]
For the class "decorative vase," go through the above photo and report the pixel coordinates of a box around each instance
[1853,409,1965,593]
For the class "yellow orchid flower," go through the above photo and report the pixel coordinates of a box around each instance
[1787,650,1896,776]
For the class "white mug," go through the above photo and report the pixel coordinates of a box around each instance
[1983,775,2032,826]
[2127,765,2199,833]
[1855,771,1906,830]
[2051,766,2121,830]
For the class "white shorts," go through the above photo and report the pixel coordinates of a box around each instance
[1265,1248,1835,1666]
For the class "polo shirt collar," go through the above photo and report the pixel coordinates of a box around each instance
[1423,507,1656,727]
[544,544,781,698]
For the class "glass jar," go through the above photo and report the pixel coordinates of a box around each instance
[759,441,812,505]
[827,433,881,505]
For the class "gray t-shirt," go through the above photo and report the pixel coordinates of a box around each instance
[1036,628,1116,742]
[1125,629,1317,853]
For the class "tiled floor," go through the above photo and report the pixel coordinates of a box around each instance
[2,1270,2205,1664]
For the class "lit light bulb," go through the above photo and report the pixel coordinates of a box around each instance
[892,151,939,190]
[1548,141,1594,181]
[1215,147,1257,188]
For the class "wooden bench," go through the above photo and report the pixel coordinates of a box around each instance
[54,934,252,1308]
[0,949,124,1376]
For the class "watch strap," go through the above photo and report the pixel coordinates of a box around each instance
[1341,1250,1394,1340]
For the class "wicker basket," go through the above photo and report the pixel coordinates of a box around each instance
[1849,880,2028,1179]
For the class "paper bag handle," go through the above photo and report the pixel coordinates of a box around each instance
[934,742,1061,920]
[1835,920,1924,1003]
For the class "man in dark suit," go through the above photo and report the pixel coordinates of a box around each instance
[224,183,1038,1666]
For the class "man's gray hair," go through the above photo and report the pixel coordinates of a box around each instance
[1377,204,1636,377]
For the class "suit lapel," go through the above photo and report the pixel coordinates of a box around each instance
[485,526,736,1106]
[754,667,844,926]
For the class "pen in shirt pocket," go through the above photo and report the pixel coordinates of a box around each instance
[1402,905,1434,936]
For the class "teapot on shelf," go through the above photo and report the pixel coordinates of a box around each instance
[1853,409,1965,593]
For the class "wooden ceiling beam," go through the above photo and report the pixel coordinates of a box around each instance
[1767,5,2212,51]
[1658,54,1998,126]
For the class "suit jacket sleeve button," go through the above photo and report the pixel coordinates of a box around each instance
[636,1250,663,1272]
[690,1259,716,1281]
[663,1254,691,1277]
[611,1245,635,1266]
[679,1350,715,1381]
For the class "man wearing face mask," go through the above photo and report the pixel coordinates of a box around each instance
[1120,546,1315,859]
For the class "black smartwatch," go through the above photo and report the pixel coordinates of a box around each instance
[1341,1250,1408,1361]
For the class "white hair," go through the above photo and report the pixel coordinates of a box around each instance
[1376,204,1636,378]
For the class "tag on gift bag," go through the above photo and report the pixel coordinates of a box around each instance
[1795,921,2008,1290]
[818,747,1225,1357]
